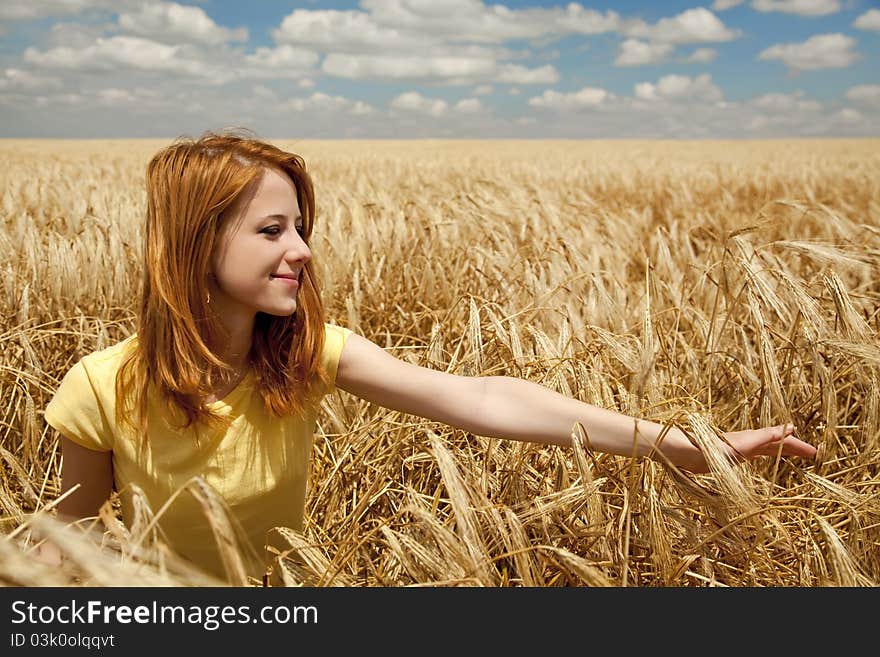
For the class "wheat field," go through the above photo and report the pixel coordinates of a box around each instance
[1,138,878,586]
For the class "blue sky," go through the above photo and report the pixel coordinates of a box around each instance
[1,0,878,138]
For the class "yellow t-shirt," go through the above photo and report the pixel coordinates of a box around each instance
[44,322,352,583]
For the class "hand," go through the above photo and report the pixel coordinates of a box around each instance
[721,423,817,469]
[34,540,63,568]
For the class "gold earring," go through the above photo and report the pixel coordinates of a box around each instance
[206,289,211,304]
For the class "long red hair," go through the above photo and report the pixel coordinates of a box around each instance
[115,128,330,447]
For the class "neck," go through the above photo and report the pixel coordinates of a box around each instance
[209,314,255,375]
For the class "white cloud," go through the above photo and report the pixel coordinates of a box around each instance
[853,9,880,32]
[750,91,822,112]
[273,2,619,54]
[473,85,493,96]
[0,68,62,91]
[323,53,495,81]
[7,86,205,114]
[351,101,374,115]
[47,21,116,48]
[360,0,620,43]
[267,2,619,87]
[623,8,740,44]
[282,94,344,112]
[712,0,745,9]
[745,115,770,131]
[23,36,320,84]
[846,85,880,107]
[0,0,141,21]
[454,98,483,113]
[34,93,85,107]
[118,1,247,46]
[751,0,840,17]
[273,9,429,52]
[274,4,581,86]
[298,78,315,89]
[528,87,612,111]
[685,48,718,63]
[758,33,859,70]
[615,39,675,66]
[633,82,656,100]
[391,91,448,117]
[634,74,723,103]
[96,87,137,106]
[832,108,863,124]
[252,85,277,100]
[283,92,374,116]
[740,90,873,136]
[497,64,559,84]
[245,45,319,71]
[23,36,212,76]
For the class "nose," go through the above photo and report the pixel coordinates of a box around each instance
[284,228,311,267]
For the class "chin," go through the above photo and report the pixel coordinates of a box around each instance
[261,305,298,317]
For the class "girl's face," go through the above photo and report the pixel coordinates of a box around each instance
[208,166,311,321]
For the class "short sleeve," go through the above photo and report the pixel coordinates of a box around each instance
[319,323,353,396]
[44,359,114,452]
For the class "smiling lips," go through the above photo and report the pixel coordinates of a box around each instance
[271,273,299,287]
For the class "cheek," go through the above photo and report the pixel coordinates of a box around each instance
[214,241,268,288]
[224,239,263,268]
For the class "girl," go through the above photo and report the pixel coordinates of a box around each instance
[42,130,817,584]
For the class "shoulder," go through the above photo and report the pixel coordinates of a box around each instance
[334,331,409,387]
[321,323,354,360]
[50,334,137,410]
[45,334,135,452]
[317,323,354,393]
[323,322,353,342]
[78,333,138,381]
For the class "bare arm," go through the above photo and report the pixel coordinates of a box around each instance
[37,433,113,565]
[473,376,817,474]
[335,333,485,432]
[335,335,816,474]
[56,434,114,521]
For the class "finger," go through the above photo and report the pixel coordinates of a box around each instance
[761,436,817,458]
[782,436,817,457]
[738,424,793,453]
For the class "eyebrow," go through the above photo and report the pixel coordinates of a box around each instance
[259,213,303,221]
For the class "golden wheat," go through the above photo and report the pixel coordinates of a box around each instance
[2,138,879,586]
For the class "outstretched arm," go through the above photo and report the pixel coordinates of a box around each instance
[473,376,816,474]
[335,333,817,474]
